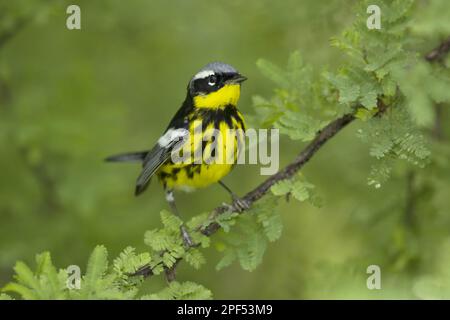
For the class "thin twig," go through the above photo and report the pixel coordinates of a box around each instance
[402,39,450,227]
[404,170,416,228]
[0,17,29,50]
[432,104,445,141]
[425,36,450,62]
[201,112,356,237]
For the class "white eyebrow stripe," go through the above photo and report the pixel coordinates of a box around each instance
[157,128,189,147]
[193,70,214,80]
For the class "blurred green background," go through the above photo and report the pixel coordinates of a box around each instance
[1,0,450,299]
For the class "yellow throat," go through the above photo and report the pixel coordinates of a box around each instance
[193,84,241,108]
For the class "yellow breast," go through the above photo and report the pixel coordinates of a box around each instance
[193,84,241,109]
[159,121,243,190]
[158,81,244,191]
[158,109,245,191]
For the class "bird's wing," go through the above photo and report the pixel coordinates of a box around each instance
[135,127,189,195]
[105,151,148,162]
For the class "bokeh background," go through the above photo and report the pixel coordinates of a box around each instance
[1,0,450,299]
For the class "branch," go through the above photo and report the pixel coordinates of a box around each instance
[134,37,450,279]
[425,39,449,140]
[201,112,355,236]
[133,112,356,279]
[0,17,28,50]
[404,170,416,228]
[425,36,450,62]
[402,39,450,229]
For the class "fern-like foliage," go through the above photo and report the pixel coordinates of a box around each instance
[2,252,67,300]
[249,1,433,189]
[143,210,210,272]
[2,244,211,300]
[72,246,137,300]
[251,51,335,139]
[357,104,430,187]
[0,293,13,300]
[324,0,434,186]
[3,247,136,300]
[141,281,212,300]
[113,247,151,288]
[271,173,322,206]
[214,197,282,271]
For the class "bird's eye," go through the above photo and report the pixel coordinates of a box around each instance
[208,74,217,86]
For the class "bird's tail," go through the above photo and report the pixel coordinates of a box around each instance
[105,151,148,163]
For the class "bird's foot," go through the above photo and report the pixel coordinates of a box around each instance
[180,225,194,247]
[232,196,250,212]
[222,196,250,213]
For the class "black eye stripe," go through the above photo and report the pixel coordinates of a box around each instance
[191,72,239,95]
[208,74,217,85]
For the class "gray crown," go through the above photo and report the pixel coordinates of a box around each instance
[199,62,238,74]
[189,62,240,93]
[191,62,239,81]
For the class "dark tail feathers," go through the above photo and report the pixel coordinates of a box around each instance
[105,151,148,163]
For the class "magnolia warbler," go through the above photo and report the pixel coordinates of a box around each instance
[106,62,248,245]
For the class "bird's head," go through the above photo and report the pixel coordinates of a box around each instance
[188,62,247,109]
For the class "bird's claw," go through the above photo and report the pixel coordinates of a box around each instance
[180,225,194,247]
[222,196,250,213]
[232,196,250,212]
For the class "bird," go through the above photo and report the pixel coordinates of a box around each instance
[106,62,249,246]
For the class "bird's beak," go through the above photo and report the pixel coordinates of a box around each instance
[228,73,248,84]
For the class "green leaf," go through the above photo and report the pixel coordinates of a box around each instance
[160,210,183,231]
[324,72,360,105]
[190,231,211,248]
[236,231,267,272]
[35,252,63,299]
[12,261,41,292]
[271,180,292,196]
[142,281,212,300]
[83,245,108,291]
[3,252,68,299]
[271,174,321,205]
[74,245,131,300]
[0,293,13,300]
[2,283,37,300]
[113,246,151,285]
[144,229,179,251]
[358,102,431,186]
[359,82,379,110]
[367,158,392,189]
[256,209,283,242]
[216,250,237,271]
[256,58,289,88]
[381,77,397,97]
[184,249,206,270]
[364,49,400,73]
[355,107,378,121]
[276,111,326,142]
[329,30,363,62]
[394,62,436,127]
[186,212,209,230]
[162,252,177,268]
[370,136,394,159]
[214,211,238,233]
[291,180,315,202]
[287,51,305,84]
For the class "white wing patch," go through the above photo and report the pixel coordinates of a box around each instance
[157,128,189,147]
[193,69,214,80]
